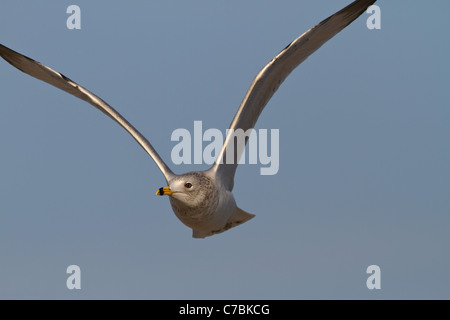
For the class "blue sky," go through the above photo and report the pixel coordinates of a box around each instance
[0,1,449,299]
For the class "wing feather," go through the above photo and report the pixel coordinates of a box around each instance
[0,44,174,182]
[212,0,376,190]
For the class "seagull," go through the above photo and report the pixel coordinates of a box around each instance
[0,0,376,238]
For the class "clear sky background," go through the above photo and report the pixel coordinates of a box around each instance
[0,1,449,299]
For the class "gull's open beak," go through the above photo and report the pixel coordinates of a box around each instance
[156,186,176,196]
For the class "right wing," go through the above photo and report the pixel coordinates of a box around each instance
[0,44,175,183]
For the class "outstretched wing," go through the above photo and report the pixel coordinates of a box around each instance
[211,0,376,190]
[0,44,175,183]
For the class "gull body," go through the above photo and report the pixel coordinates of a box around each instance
[164,171,251,238]
[0,0,376,238]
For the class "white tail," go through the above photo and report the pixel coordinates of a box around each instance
[192,207,255,238]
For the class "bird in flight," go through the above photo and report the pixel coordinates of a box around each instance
[0,0,376,238]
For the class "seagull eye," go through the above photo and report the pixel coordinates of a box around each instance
[184,182,192,189]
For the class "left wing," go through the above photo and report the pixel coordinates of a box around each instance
[211,0,376,190]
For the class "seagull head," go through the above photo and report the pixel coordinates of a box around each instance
[156,171,219,212]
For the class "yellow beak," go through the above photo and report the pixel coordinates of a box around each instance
[156,186,176,196]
